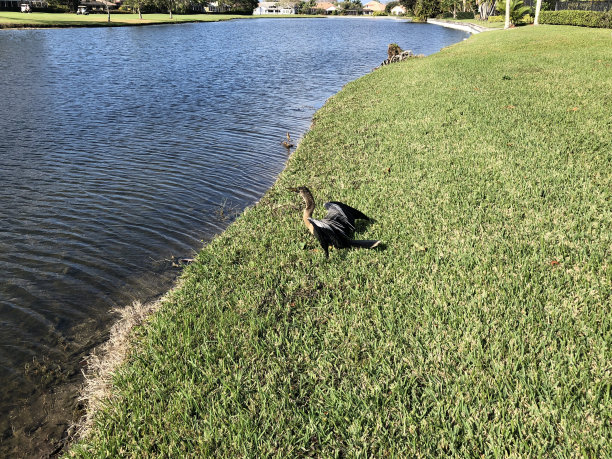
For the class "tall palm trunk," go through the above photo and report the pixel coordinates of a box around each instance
[504,0,510,28]
[534,0,542,24]
[478,0,496,20]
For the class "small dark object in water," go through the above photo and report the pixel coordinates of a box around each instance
[281,132,294,149]
[171,257,195,267]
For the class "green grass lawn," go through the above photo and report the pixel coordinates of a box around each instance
[428,16,505,28]
[0,12,246,28]
[448,17,507,28]
[0,12,322,28]
[70,25,611,457]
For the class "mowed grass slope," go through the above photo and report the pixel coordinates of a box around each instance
[0,12,253,28]
[72,26,611,457]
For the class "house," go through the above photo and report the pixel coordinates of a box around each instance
[77,0,115,12]
[362,0,385,14]
[3,0,46,10]
[314,1,337,13]
[206,1,231,12]
[390,4,406,14]
[253,1,298,14]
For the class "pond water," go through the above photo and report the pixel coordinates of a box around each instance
[0,17,468,455]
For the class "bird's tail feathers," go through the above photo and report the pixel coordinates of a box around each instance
[350,240,381,249]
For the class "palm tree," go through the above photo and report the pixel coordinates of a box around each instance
[534,0,542,25]
[498,0,531,26]
[504,0,510,28]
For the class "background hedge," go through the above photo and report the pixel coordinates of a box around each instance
[539,10,612,27]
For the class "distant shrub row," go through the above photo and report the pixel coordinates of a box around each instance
[539,10,612,28]
[438,11,475,19]
[456,11,475,19]
[487,10,611,28]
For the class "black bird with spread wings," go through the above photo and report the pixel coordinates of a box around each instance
[289,186,381,258]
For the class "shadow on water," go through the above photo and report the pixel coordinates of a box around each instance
[0,18,469,457]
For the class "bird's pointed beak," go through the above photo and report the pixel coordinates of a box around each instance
[287,187,299,193]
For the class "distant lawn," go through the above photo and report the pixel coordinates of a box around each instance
[0,12,322,29]
[70,26,611,457]
[0,12,239,28]
[432,16,506,29]
[457,17,506,28]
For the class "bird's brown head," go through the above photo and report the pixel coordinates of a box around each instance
[288,186,315,209]
[287,186,310,195]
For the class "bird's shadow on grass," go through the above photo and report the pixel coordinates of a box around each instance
[330,218,387,260]
[355,218,376,233]
[355,219,384,248]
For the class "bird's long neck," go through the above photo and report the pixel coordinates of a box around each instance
[301,191,315,234]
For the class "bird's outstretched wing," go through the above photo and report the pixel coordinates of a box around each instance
[323,201,371,232]
[308,218,352,257]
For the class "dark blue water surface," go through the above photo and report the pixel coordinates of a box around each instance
[0,17,468,454]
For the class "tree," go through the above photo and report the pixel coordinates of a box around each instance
[154,0,175,18]
[497,0,530,26]
[534,0,542,25]
[385,0,400,13]
[47,0,79,12]
[104,0,112,22]
[476,0,495,20]
[399,0,417,14]
[439,0,461,18]
[124,0,150,18]
[411,0,440,20]
[340,0,363,13]
[225,0,259,13]
[297,0,316,14]
[154,0,200,18]
[504,0,510,28]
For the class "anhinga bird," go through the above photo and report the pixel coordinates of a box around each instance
[289,186,381,258]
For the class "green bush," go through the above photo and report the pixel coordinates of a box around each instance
[38,6,70,12]
[539,10,612,28]
[489,13,532,24]
[373,11,388,16]
[456,11,474,19]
